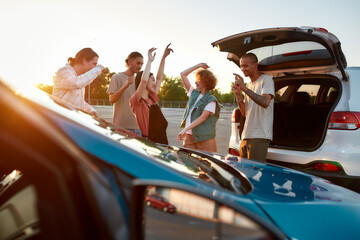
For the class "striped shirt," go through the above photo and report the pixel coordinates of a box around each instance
[52,64,103,114]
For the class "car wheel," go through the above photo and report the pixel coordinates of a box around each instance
[163,207,168,212]
[146,201,151,206]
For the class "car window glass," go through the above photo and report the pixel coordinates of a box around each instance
[326,87,339,102]
[143,186,277,240]
[0,168,40,240]
[274,86,288,102]
[249,41,330,65]
[297,84,320,104]
[113,167,135,206]
[81,158,130,239]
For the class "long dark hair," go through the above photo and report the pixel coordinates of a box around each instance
[135,71,153,90]
[67,48,99,66]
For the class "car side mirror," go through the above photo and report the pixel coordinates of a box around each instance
[130,180,286,240]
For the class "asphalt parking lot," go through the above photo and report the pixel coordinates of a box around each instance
[94,106,233,155]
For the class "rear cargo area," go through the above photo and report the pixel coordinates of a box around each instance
[270,76,340,150]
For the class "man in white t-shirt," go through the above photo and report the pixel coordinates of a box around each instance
[232,53,274,161]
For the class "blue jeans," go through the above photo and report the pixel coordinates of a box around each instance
[127,129,142,136]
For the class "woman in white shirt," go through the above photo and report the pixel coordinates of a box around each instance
[53,48,105,117]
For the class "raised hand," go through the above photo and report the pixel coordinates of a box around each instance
[97,64,106,73]
[232,73,244,100]
[233,73,245,90]
[198,63,210,69]
[148,47,156,62]
[163,43,174,58]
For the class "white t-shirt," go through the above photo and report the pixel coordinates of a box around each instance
[242,74,274,140]
[185,87,216,135]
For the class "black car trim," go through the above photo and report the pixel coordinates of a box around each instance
[333,42,348,80]
[176,147,253,194]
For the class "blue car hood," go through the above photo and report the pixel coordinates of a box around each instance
[226,159,360,240]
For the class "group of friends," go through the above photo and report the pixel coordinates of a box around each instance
[52,44,274,162]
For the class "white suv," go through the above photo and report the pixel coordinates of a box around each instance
[212,27,360,192]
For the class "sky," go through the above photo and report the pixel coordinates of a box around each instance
[1,0,359,93]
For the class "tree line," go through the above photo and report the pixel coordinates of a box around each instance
[37,68,236,104]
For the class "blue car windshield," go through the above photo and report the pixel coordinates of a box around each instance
[109,130,245,194]
[35,93,247,195]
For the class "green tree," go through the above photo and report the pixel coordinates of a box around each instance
[211,87,236,103]
[85,67,115,99]
[158,75,188,101]
[221,82,236,103]
[210,88,222,101]
[220,92,235,103]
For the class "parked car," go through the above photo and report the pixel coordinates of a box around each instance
[1,78,360,240]
[145,193,176,213]
[0,79,284,240]
[212,27,360,192]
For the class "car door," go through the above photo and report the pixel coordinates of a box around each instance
[0,81,129,239]
[0,116,89,239]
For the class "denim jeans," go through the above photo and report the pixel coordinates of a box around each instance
[127,129,142,136]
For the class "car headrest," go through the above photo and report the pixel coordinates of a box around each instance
[328,91,338,103]
[291,91,310,105]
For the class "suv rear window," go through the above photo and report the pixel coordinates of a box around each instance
[249,41,332,70]
[275,84,320,105]
[297,84,320,104]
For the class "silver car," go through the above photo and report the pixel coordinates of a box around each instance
[212,27,360,192]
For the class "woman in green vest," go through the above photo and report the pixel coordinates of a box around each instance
[177,63,220,152]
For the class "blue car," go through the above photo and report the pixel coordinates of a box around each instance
[1,79,360,240]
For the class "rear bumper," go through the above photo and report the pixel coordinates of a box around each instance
[267,159,360,193]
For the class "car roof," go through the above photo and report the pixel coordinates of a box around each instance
[212,27,347,79]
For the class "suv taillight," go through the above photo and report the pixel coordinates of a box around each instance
[305,161,344,174]
[312,162,341,172]
[229,148,240,156]
[231,109,236,123]
[328,111,360,130]
[232,108,241,123]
